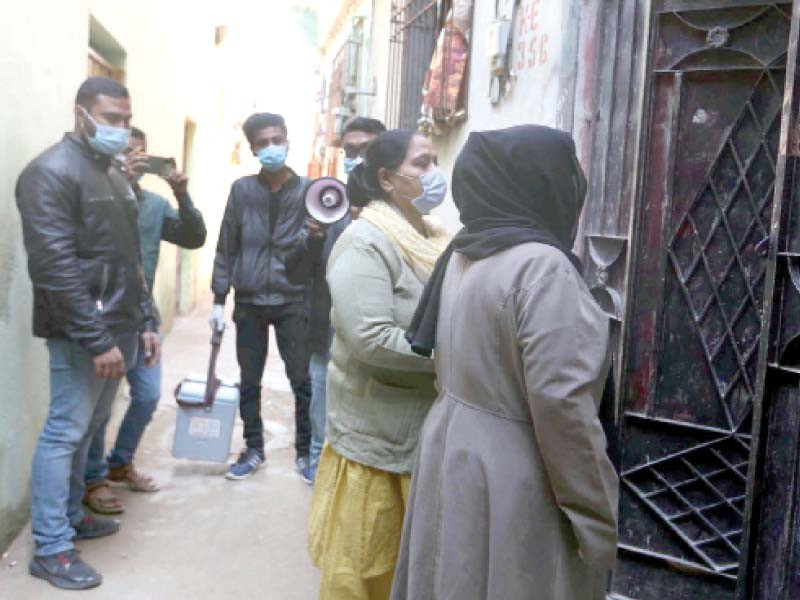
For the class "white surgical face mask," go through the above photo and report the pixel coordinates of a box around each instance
[395,167,448,215]
[79,106,131,156]
[257,144,288,172]
[343,156,364,176]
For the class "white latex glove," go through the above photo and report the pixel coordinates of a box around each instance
[209,304,225,332]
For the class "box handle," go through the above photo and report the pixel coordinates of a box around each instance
[175,328,224,409]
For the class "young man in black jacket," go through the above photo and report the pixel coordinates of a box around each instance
[15,77,159,590]
[286,117,386,483]
[211,112,312,480]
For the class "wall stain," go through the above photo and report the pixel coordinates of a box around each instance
[0,219,16,323]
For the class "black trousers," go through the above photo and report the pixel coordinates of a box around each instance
[233,303,311,456]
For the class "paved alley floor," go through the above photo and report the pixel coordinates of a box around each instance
[0,304,320,599]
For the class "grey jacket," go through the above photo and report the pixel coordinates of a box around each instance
[326,218,436,474]
[212,172,309,306]
[392,243,619,600]
[15,133,156,356]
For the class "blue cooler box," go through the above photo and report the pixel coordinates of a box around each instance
[171,327,239,463]
[172,376,239,462]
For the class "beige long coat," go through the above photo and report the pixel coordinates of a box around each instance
[391,242,619,600]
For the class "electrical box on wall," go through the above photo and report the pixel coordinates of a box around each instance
[486,18,511,75]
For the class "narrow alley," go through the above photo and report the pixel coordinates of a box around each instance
[7,1,800,598]
[0,302,320,599]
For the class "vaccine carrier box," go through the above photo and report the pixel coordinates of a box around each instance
[172,376,238,462]
[171,328,239,463]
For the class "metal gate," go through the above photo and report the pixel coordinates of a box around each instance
[614,2,800,598]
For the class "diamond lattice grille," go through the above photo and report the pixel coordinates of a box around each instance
[667,71,782,431]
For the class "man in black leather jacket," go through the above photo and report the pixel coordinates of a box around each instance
[15,77,159,590]
[210,112,312,481]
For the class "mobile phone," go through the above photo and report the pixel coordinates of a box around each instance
[143,156,176,177]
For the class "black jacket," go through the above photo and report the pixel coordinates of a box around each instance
[212,172,310,306]
[285,216,351,354]
[15,133,157,356]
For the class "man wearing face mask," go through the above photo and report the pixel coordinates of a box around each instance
[340,117,387,213]
[15,77,159,589]
[82,127,206,514]
[285,116,386,484]
[211,112,313,480]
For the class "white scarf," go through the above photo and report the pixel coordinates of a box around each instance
[359,200,452,282]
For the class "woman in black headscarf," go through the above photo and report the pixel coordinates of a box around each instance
[392,126,619,600]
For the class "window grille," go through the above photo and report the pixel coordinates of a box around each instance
[386,0,440,129]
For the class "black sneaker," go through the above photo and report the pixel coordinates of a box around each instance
[225,448,265,480]
[29,549,101,590]
[72,514,120,540]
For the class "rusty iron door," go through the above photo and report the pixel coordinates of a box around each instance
[614,2,800,598]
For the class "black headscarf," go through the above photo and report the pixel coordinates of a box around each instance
[406,125,587,357]
[405,125,621,472]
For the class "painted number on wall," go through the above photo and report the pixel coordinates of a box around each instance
[516,0,550,71]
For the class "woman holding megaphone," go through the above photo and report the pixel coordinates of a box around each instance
[308,129,451,599]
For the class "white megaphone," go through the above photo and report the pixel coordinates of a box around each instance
[304,177,350,224]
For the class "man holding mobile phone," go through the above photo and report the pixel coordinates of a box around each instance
[83,126,206,514]
[15,77,159,589]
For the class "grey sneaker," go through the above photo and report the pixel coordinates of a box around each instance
[300,465,315,485]
[72,514,120,540]
[226,448,265,480]
[295,454,310,474]
[29,549,101,590]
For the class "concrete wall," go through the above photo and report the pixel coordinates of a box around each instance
[0,0,89,553]
[316,0,391,178]
[88,0,226,327]
[0,0,224,551]
[368,0,393,124]
[427,0,582,232]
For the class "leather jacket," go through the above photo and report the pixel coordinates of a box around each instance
[212,172,310,306]
[285,216,351,354]
[16,133,156,356]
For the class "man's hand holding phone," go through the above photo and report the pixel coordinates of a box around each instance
[166,170,189,197]
[125,148,149,184]
[124,150,179,187]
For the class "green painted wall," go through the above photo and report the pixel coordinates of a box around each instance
[0,0,89,551]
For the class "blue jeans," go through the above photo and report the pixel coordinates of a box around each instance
[31,335,136,557]
[309,351,330,471]
[85,336,161,483]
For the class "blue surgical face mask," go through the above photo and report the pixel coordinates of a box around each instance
[343,156,364,176]
[396,167,448,215]
[80,107,130,156]
[257,145,288,172]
